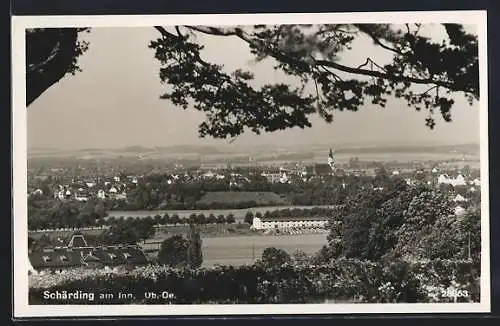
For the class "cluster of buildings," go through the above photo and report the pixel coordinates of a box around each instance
[260,149,337,184]
[28,233,148,273]
[436,172,481,188]
[29,175,139,202]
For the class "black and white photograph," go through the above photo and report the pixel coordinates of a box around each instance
[12,11,490,317]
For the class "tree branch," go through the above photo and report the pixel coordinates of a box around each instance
[175,26,185,39]
[154,26,211,68]
[26,29,79,106]
[183,25,460,92]
[357,58,370,69]
[354,24,403,55]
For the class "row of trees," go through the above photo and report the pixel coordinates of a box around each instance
[109,213,236,226]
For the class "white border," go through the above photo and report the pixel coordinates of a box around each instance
[12,10,490,317]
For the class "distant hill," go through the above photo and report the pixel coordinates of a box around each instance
[27,142,480,160]
[332,143,479,155]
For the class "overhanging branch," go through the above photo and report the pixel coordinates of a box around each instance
[354,24,404,55]
[182,25,458,92]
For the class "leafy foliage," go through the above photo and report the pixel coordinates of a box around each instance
[26,28,90,105]
[393,189,456,260]
[321,174,479,263]
[187,224,203,268]
[158,235,190,267]
[149,24,478,138]
[29,259,480,304]
[101,217,155,245]
[244,211,254,224]
[260,247,291,267]
[27,25,478,138]
[28,198,108,230]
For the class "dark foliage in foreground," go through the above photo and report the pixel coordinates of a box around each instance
[29,259,479,304]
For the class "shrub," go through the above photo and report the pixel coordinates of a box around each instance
[244,211,254,225]
[260,247,291,267]
[225,214,235,224]
[157,235,189,267]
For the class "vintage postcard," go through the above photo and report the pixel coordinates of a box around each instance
[12,10,490,317]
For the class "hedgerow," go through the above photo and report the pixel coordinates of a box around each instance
[29,259,479,304]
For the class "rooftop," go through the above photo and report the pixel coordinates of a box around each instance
[259,216,330,222]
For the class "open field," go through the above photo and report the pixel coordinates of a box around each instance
[106,205,337,222]
[204,234,328,267]
[198,191,289,205]
[152,223,255,238]
[143,233,329,267]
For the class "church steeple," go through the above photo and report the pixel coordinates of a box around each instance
[328,148,334,170]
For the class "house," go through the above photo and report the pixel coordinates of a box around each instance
[114,192,128,201]
[437,174,451,185]
[28,233,148,271]
[97,189,106,199]
[437,174,467,187]
[54,190,65,200]
[453,194,467,202]
[126,176,139,184]
[405,178,415,186]
[455,174,467,186]
[306,163,333,176]
[279,171,289,184]
[202,171,216,179]
[454,206,466,216]
[31,188,43,196]
[74,193,89,202]
[252,216,329,230]
[261,172,282,184]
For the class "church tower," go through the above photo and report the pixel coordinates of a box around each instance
[328,148,335,171]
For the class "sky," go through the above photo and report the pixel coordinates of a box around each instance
[27,24,480,150]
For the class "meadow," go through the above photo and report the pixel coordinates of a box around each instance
[142,233,329,267]
[196,191,288,205]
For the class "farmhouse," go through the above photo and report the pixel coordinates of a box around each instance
[252,216,329,230]
[437,174,467,187]
[261,172,282,184]
[28,233,148,272]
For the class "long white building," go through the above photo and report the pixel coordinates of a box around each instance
[252,216,329,230]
